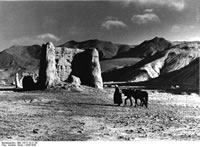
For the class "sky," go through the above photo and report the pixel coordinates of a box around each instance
[0,0,200,50]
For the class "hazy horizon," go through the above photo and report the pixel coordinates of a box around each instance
[0,0,200,50]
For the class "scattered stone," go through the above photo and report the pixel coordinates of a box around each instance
[18,134,25,138]
[125,129,134,134]
[33,129,39,134]
[6,136,12,139]
[68,75,81,86]
[77,130,82,134]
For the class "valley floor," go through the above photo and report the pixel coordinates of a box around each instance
[0,86,200,141]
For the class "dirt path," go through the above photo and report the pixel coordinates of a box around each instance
[0,87,200,141]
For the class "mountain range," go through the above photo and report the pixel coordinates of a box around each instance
[0,37,199,91]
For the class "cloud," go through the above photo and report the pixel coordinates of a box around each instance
[131,13,160,24]
[36,33,60,41]
[11,33,60,46]
[117,0,185,11]
[171,25,197,33]
[144,9,154,13]
[102,18,127,30]
[186,36,200,41]
[11,37,44,46]
[171,25,181,33]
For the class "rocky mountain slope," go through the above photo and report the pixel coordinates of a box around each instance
[103,42,200,84]
[146,57,199,90]
[0,45,41,69]
[0,45,42,84]
[116,37,172,58]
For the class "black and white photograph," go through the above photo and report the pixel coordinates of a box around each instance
[0,0,200,144]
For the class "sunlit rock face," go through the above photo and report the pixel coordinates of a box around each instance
[71,48,103,89]
[91,48,103,89]
[15,73,23,89]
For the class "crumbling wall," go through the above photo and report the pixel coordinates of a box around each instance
[37,43,103,89]
[55,47,83,81]
[71,48,103,89]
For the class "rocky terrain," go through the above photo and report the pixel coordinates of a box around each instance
[0,86,200,141]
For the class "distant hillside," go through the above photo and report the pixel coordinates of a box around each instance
[103,42,200,83]
[100,58,141,73]
[59,38,171,59]
[146,57,199,90]
[59,39,133,60]
[0,45,42,84]
[117,37,172,58]
[0,45,41,70]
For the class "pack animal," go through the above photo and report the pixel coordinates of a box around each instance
[122,88,148,108]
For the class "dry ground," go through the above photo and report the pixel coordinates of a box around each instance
[0,85,200,141]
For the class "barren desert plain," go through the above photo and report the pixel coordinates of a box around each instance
[0,85,200,141]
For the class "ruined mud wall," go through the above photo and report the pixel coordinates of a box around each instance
[55,47,83,81]
[71,48,103,89]
[38,42,103,89]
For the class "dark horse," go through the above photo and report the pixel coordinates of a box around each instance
[113,85,123,106]
[122,88,148,108]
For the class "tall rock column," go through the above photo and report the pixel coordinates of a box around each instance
[15,73,23,88]
[38,42,60,89]
[90,48,103,89]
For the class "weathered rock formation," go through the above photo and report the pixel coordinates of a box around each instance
[71,48,103,89]
[15,73,23,88]
[15,72,37,90]
[38,42,60,89]
[37,42,103,89]
[91,49,104,89]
